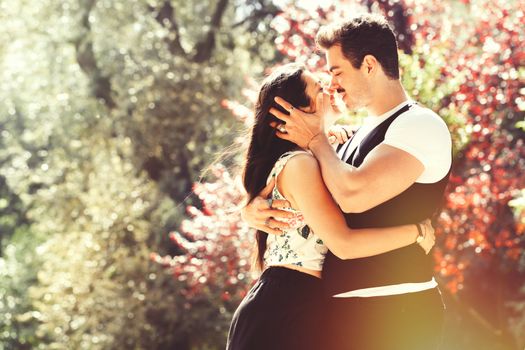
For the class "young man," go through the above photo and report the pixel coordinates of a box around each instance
[242,13,451,350]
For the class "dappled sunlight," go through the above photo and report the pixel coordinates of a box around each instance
[0,0,523,349]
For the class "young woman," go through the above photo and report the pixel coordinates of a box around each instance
[226,63,435,350]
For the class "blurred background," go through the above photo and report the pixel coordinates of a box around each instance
[0,0,523,349]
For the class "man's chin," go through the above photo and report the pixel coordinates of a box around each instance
[344,100,355,110]
[344,98,364,111]
[341,95,354,110]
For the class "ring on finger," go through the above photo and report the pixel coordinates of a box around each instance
[267,198,273,207]
[264,217,272,227]
[277,124,287,133]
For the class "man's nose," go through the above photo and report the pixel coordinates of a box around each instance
[329,77,339,89]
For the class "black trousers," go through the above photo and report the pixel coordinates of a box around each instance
[322,287,445,350]
[226,266,325,350]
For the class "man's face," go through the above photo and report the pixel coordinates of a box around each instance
[326,45,371,111]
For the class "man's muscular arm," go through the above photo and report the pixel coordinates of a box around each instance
[271,95,424,213]
[307,135,424,213]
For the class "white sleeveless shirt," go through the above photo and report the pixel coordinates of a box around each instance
[263,151,328,271]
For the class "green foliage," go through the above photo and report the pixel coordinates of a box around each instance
[509,189,525,225]
[0,226,43,350]
[23,134,176,349]
[0,0,279,348]
[399,42,469,155]
[83,0,278,203]
[0,176,28,249]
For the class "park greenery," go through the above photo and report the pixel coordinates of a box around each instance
[0,0,523,349]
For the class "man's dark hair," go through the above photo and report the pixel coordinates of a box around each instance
[316,13,400,80]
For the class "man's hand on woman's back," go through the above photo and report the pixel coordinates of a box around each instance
[240,178,297,235]
[417,218,436,255]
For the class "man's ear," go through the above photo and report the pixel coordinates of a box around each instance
[362,55,378,75]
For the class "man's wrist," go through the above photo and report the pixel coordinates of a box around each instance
[307,132,328,151]
[415,223,425,245]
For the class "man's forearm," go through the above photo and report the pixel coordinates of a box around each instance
[308,134,361,208]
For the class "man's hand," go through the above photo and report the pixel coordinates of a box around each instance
[270,93,341,149]
[240,177,297,235]
[417,219,436,255]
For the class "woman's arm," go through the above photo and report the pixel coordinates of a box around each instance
[278,153,432,260]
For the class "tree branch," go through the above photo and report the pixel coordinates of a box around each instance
[232,8,280,29]
[149,1,187,56]
[73,0,116,109]
[232,0,280,30]
[193,0,229,63]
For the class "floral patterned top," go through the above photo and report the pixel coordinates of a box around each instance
[264,151,328,271]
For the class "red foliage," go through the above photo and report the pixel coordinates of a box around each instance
[270,0,525,294]
[158,1,525,335]
[151,165,257,305]
[405,0,525,293]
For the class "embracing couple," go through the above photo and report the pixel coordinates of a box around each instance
[226,13,452,350]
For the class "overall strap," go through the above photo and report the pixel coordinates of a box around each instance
[350,101,417,167]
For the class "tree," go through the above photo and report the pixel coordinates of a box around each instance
[0,0,281,348]
[152,164,257,348]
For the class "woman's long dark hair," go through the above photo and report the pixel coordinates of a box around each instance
[243,63,311,270]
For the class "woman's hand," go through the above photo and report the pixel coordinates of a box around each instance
[240,178,296,235]
[417,218,436,254]
[327,124,355,145]
[271,92,343,149]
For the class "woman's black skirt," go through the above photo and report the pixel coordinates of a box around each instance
[226,266,325,350]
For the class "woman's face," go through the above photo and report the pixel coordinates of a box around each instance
[300,71,326,113]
